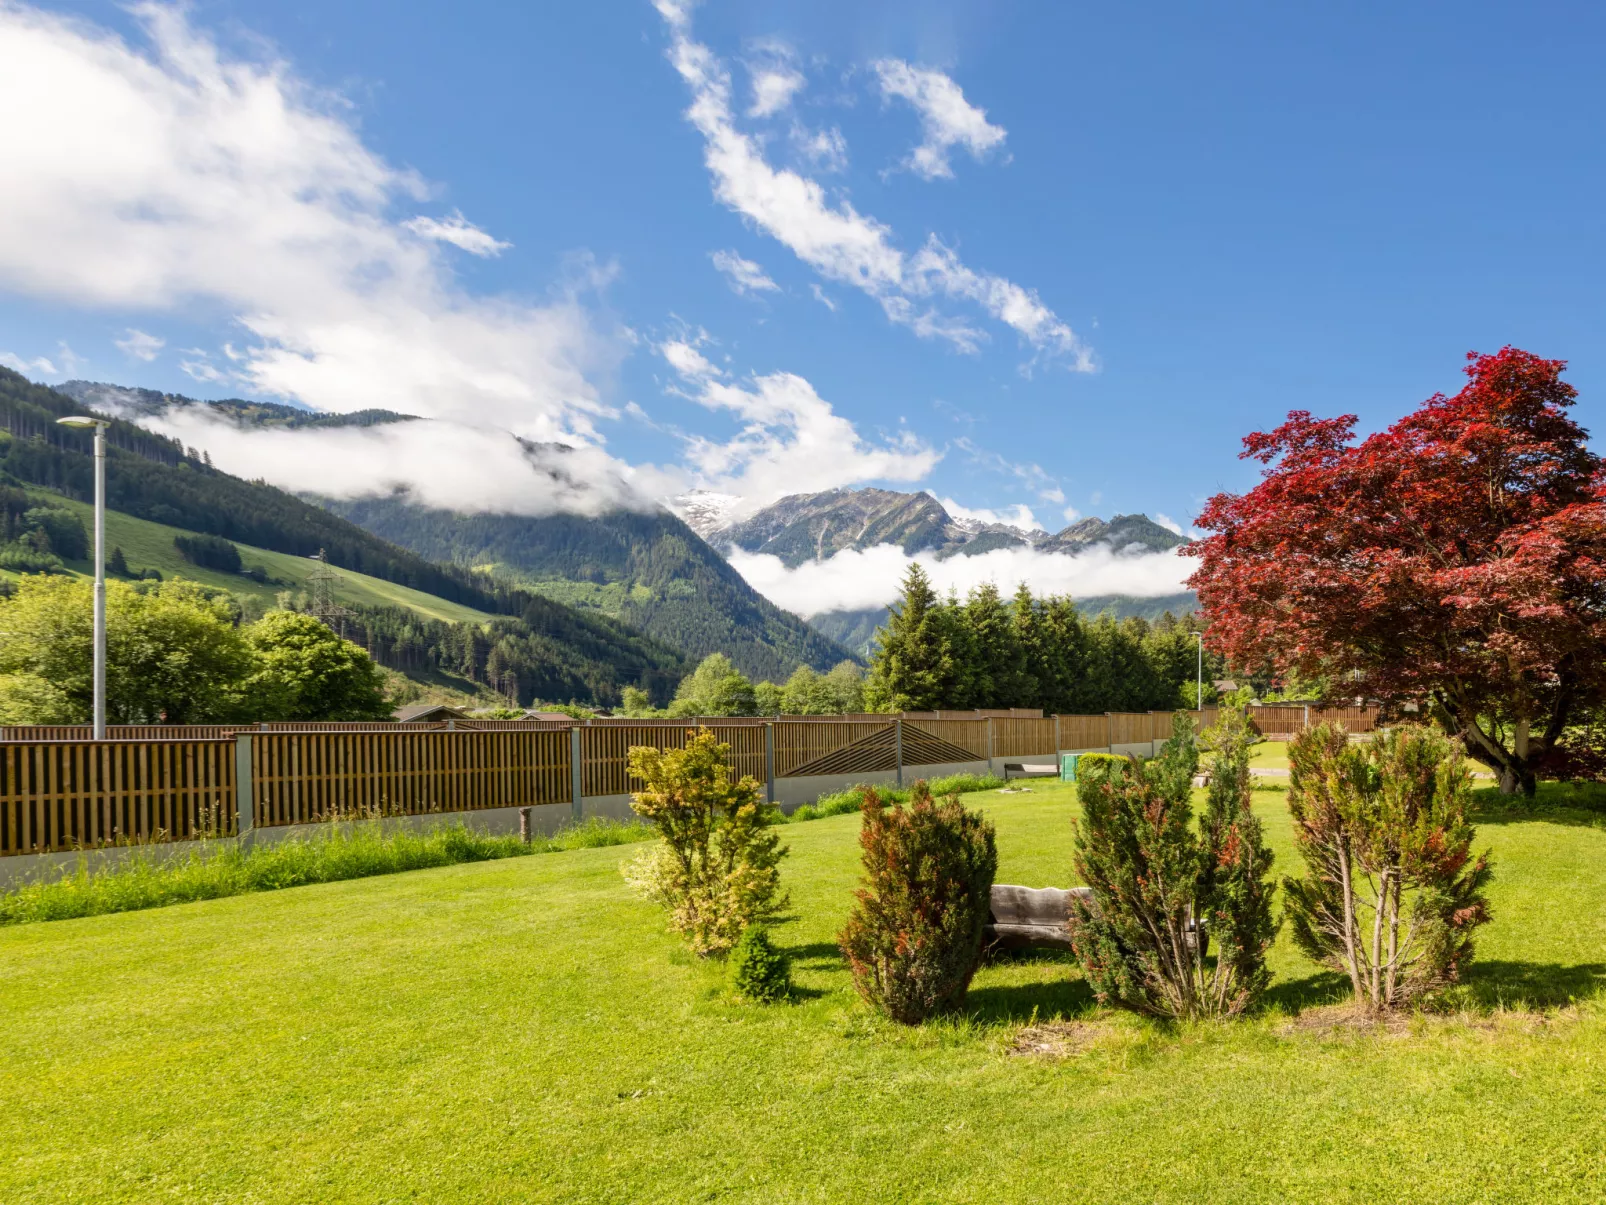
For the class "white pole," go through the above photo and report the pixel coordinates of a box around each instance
[92,422,106,740]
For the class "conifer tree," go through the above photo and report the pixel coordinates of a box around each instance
[867,563,953,711]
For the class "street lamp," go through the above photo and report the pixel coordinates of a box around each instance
[56,415,109,740]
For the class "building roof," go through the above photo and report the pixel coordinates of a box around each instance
[394,703,468,723]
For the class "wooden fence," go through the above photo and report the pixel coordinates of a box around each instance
[250,729,573,827]
[0,739,236,855]
[581,724,767,797]
[0,705,1382,856]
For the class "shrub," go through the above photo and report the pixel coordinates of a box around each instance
[173,533,242,573]
[623,729,788,957]
[1068,710,1278,1019]
[1283,723,1492,1012]
[838,781,998,1024]
[730,925,791,1001]
[0,544,65,573]
[1073,752,1132,779]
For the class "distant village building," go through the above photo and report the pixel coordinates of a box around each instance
[394,703,468,723]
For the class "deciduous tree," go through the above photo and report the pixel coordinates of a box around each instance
[1188,348,1606,793]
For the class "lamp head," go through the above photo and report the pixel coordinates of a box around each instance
[56,415,105,429]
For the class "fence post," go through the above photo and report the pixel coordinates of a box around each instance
[986,717,994,776]
[569,725,583,822]
[895,719,904,789]
[1054,714,1061,753]
[1303,703,1310,731]
[764,722,775,806]
[1106,713,1114,754]
[234,733,254,839]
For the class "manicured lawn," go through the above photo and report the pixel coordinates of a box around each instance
[1250,739,1290,770]
[1,782,1604,1203]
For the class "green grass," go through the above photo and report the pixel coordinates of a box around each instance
[787,771,1005,822]
[1249,739,1290,770]
[1,782,1604,1202]
[0,816,651,926]
[14,489,496,625]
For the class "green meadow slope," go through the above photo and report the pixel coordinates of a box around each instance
[16,490,494,625]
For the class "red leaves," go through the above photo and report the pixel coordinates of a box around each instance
[1188,349,1606,739]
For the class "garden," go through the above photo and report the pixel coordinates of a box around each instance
[4,347,1606,1203]
[1,717,1603,1203]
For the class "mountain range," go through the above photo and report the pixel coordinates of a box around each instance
[43,378,1196,678]
[692,486,1187,566]
[52,380,855,682]
[690,486,1195,654]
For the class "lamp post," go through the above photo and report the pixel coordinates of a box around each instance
[56,416,108,739]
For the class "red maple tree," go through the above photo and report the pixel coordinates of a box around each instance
[1187,347,1606,794]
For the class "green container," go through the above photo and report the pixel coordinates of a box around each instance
[1060,753,1080,782]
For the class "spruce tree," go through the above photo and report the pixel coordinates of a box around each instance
[868,563,953,711]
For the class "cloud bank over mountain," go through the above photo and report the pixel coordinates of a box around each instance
[729,542,1194,618]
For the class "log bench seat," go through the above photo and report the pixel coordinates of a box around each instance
[984,884,1091,950]
[1002,761,1060,781]
[985,884,1202,954]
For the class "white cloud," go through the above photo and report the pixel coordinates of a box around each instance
[934,495,1041,532]
[132,405,661,516]
[809,283,837,311]
[0,2,621,448]
[652,3,1091,368]
[792,124,847,172]
[954,435,1066,506]
[114,328,164,360]
[402,211,511,257]
[1,351,58,375]
[1154,513,1184,536]
[660,337,940,512]
[178,353,224,383]
[710,249,779,295]
[1062,505,1081,522]
[659,335,722,380]
[729,542,1192,618]
[745,42,804,118]
[872,59,1006,180]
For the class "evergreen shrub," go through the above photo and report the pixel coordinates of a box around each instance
[1284,723,1492,1011]
[838,782,998,1024]
[1069,710,1278,1019]
[730,925,791,1001]
[1073,752,1133,778]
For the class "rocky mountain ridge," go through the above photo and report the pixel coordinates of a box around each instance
[700,486,1187,567]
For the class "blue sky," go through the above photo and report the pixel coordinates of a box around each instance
[2,1,1604,585]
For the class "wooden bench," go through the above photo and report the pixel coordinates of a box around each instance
[1002,761,1059,781]
[985,884,1203,954]
[984,885,1091,950]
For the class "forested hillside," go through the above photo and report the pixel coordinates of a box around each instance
[315,600,685,708]
[317,496,854,682]
[0,368,529,616]
[0,368,687,706]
